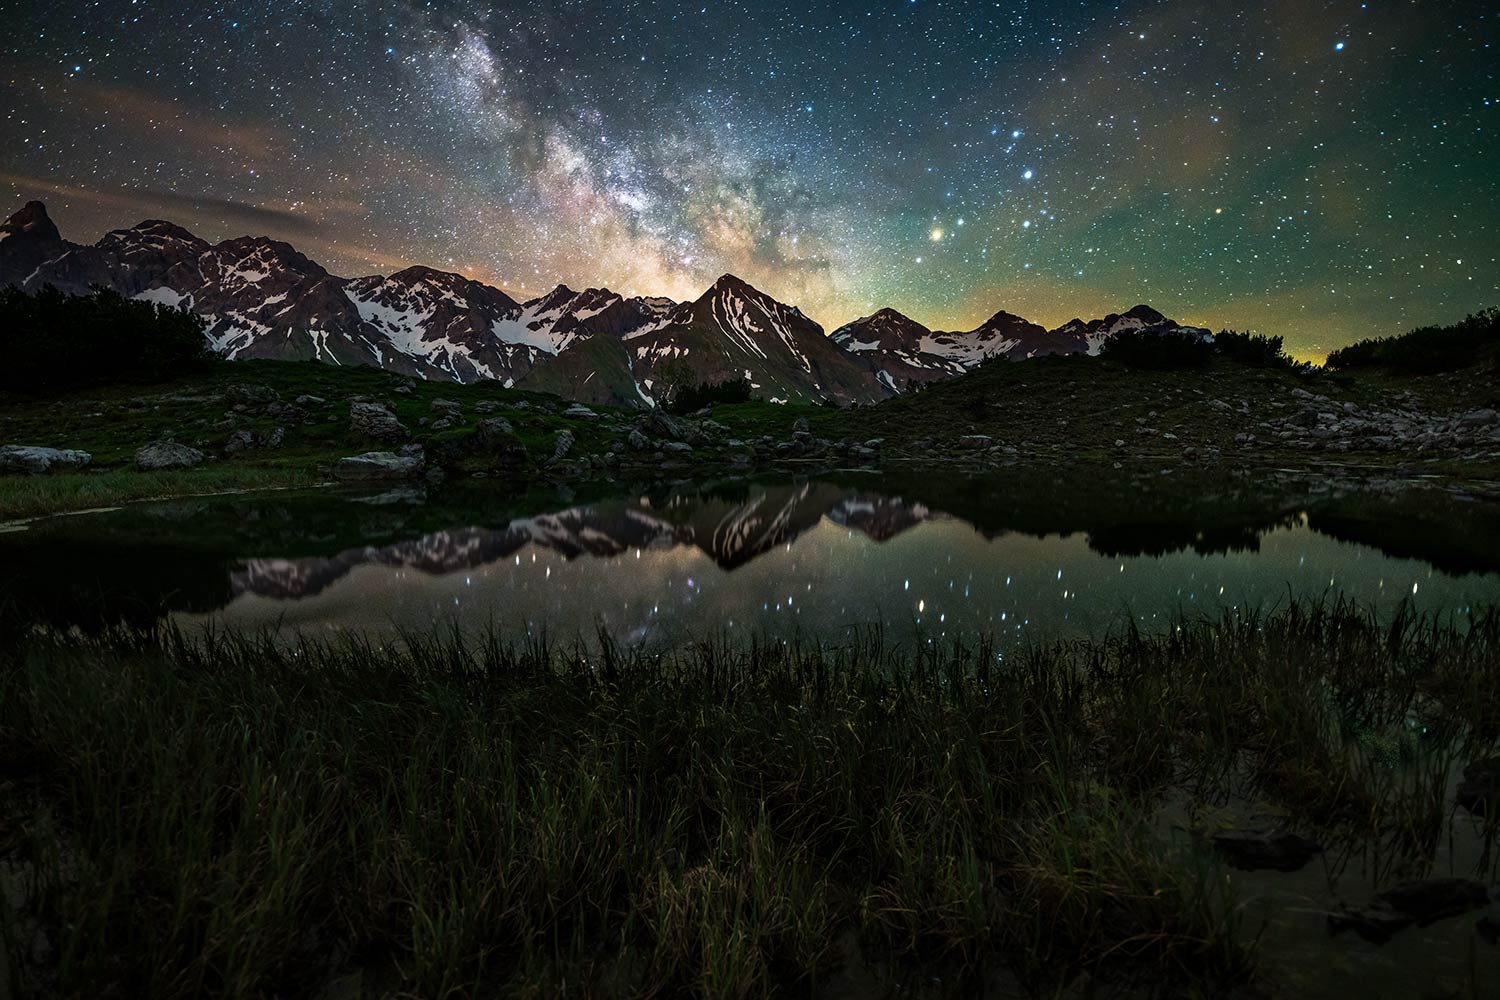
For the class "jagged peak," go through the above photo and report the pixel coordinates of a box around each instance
[3,200,61,240]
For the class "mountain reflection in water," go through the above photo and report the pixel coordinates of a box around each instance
[5,475,1500,643]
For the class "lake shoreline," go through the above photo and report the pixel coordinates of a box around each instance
[3,354,1499,521]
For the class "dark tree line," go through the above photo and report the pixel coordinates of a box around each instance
[0,286,218,393]
[1325,307,1499,374]
[1100,328,1293,370]
[666,376,753,414]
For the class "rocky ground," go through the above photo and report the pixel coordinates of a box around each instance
[1,355,1498,519]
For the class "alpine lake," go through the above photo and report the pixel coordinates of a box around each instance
[5,465,1500,998]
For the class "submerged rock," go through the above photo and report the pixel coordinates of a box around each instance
[0,445,92,474]
[1211,830,1323,872]
[1329,878,1490,943]
[135,441,204,471]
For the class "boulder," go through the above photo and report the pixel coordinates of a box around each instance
[1329,878,1490,943]
[642,409,692,442]
[224,384,280,405]
[334,450,424,480]
[350,402,408,442]
[628,429,650,451]
[792,416,810,434]
[1456,757,1500,816]
[135,441,205,471]
[563,404,599,419]
[549,429,575,464]
[663,441,693,454]
[474,417,516,444]
[0,445,92,474]
[1211,830,1323,872]
[223,429,256,455]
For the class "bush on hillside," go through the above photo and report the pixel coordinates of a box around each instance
[1100,329,1214,370]
[1214,329,1292,368]
[667,377,753,414]
[0,285,217,392]
[1325,308,1499,374]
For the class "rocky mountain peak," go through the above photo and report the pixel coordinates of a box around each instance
[2,201,59,241]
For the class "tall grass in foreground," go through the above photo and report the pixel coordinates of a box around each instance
[0,603,1497,997]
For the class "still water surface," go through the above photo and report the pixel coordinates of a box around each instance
[5,473,1499,643]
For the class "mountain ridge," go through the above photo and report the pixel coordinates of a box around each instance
[0,200,1214,406]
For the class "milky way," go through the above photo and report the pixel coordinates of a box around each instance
[3,1,1497,357]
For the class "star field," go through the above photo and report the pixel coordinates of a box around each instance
[3,0,1497,358]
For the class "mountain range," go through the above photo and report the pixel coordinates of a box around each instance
[1,200,1213,406]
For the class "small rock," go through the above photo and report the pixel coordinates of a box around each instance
[664,441,693,454]
[628,429,649,450]
[431,398,462,415]
[261,426,285,449]
[563,404,599,419]
[430,417,456,432]
[792,416,810,434]
[294,394,326,406]
[0,445,92,474]
[135,441,205,471]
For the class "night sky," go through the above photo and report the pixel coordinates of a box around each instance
[3,1,1496,358]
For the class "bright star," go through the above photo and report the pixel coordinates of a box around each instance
[1022,169,1034,180]
[930,228,943,241]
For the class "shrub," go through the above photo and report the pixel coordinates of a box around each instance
[1325,307,1500,373]
[667,376,753,414]
[1100,329,1214,370]
[1214,329,1291,368]
[0,284,217,392]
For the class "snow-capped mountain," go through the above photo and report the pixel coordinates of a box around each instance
[834,302,1213,378]
[1,203,675,387]
[1,200,1218,406]
[829,309,968,392]
[1048,304,1213,356]
[527,273,889,407]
